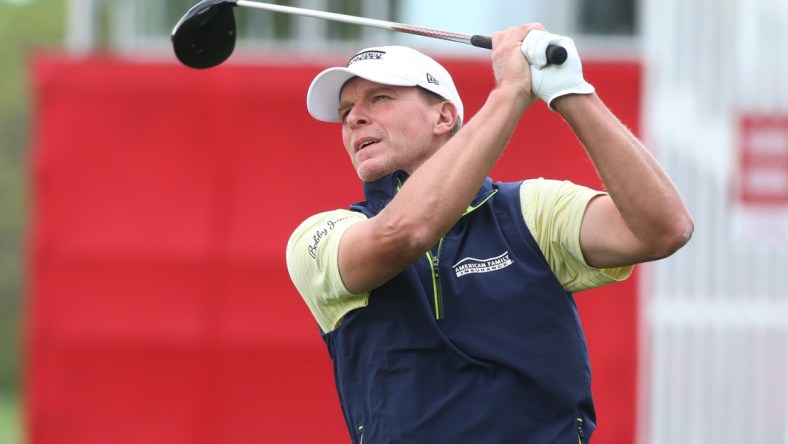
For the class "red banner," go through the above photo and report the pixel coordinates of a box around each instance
[739,115,788,205]
[28,54,641,444]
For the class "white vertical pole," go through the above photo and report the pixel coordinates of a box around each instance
[295,0,329,50]
[360,0,391,44]
[111,0,136,54]
[66,0,96,54]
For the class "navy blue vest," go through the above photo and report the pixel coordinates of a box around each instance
[323,171,596,443]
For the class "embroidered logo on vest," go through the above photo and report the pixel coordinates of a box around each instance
[452,251,514,277]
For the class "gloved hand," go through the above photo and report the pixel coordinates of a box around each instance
[520,30,595,110]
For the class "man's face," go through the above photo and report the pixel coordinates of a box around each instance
[339,77,444,182]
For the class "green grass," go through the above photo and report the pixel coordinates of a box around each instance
[0,391,23,444]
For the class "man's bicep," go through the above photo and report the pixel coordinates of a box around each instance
[337,215,418,294]
[579,194,654,268]
[521,179,632,292]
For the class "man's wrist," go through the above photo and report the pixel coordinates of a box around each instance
[551,91,598,114]
[488,86,533,115]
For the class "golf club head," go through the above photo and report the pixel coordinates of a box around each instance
[172,0,238,69]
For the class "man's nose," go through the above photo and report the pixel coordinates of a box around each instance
[346,105,370,128]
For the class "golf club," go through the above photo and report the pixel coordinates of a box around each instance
[172,0,568,69]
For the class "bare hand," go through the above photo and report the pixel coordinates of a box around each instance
[490,24,545,107]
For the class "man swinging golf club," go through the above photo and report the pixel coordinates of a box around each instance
[286,24,693,443]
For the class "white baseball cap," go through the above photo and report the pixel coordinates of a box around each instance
[307,45,464,124]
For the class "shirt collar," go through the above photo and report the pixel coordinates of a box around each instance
[361,171,496,212]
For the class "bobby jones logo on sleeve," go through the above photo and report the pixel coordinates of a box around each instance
[452,251,514,277]
[308,217,349,260]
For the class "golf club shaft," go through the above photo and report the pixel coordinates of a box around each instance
[235,0,492,48]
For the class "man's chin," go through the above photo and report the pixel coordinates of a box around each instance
[359,172,387,183]
[356,164,390,183]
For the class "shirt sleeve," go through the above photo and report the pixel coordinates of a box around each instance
[285,209,370,333]
[520,178,634,293]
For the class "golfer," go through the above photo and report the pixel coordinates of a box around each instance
[286,24,693,443]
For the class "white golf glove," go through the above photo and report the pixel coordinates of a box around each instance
[521,30,595,110]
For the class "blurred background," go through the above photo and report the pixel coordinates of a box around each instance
[2,0,787,443]
[1,3,66,444]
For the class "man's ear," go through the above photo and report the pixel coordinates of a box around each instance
[433,101,458,136]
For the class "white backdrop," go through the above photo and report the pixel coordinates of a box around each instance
[640,0,788,442]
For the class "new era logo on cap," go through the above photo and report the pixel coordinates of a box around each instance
[426,73,439,86]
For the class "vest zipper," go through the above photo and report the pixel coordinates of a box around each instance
[425,190,499,321]
[426,238,445,320]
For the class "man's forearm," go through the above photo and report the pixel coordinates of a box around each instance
[554,93,693,252]
[382,88,528,252]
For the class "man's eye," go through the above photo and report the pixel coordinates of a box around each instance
[372,95,389,102]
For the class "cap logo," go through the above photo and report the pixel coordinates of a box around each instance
[426,73,440,86]
[347,50,385,67]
